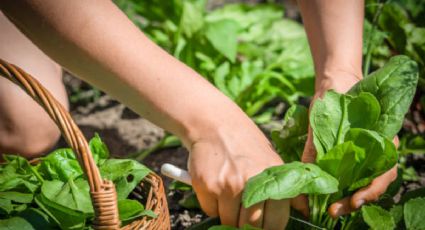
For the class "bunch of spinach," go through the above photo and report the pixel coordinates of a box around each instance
[242,55,419,229]
[0,134,155,229]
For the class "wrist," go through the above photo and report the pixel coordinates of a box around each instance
[315,69,362,97]
[178,98,258,149]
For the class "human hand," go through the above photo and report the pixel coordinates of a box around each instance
[187,113,289,229]
[292,71,398,218]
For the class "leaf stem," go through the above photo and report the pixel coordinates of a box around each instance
[289,216,326,230]
[363,0,388,76]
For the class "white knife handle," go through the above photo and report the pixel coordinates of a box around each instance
[161,163,192,185]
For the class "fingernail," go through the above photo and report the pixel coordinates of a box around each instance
[354,199,365,209]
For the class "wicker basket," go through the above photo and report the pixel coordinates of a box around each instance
[0,59,170,230]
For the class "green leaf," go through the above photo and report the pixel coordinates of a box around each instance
[178,191,200,209]
[348,55,419,139]
[310,91,351,158]
[0,191,33,203]
[40,179,93,215]
[271,105,308,163]
[242,162,338,208]
[205,19,240,62]
[35,195,86,230]
[118,199,144,221]
[0,198,14,215]
[0,217,35,230]
[389,205,403,227]
[378,3,409,52]
[404,197,425,230]
[17,208,57,229]
[347,92,381,129]
[0,155,40,193]
[362,205,396,230]
[100,159,151,200]
[316,142,365,192]
[89,133,110,163]
[344,128,398,191]
[39,148,83,182]
[399,187,425,204]
[180,1,204,38]
[169,180,192,191]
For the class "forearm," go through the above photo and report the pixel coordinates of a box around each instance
[1,0,246,146]
[297,0,364,93]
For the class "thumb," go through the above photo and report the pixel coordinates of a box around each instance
[350,166,398,210]
[301,127,316,163]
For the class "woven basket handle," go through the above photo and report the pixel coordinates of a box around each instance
[0,59,120,229]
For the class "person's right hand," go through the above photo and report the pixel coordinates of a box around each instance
[187,112,290,229]
[291,72,399,218]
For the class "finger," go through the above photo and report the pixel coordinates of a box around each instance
[290,195,309,217]
[328,196,352,218]
[194,185,219,217]
[238,202,265,228]
[350,166,398,209]
[302,127,316,163]
[393,136,399,148]
[263,199,290,230]
[218,193,242,227]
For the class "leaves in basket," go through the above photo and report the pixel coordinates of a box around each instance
[99,159,151,200]
[0,155,41,193]
[39,148,83,182]
[0,134,155,229]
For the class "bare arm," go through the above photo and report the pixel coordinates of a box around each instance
[298,0,364,94]
[1,0,235,146]
[1,0,288,228]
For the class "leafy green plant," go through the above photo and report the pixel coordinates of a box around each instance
[116,1,315,122]
[0,135,154,229]
[242,55,419,229]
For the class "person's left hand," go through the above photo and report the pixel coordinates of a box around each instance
[291,71,399,218]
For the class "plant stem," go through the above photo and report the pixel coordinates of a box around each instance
[289,216,326,230]
[29,165,44,183]
[363,0,388,76]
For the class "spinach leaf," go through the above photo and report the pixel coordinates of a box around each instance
[89,133,110,163]
[389,205,403,227]
[362,205,396,230]
[348,55,419,139]
[0,192,33,204]
[17,208,56,230]
[0,198,14,215]
[310,91,351,158]
[205,19,240,62]
[0,155,40,193]
[404,197,425,230]
[344,128,398,191]
[242,162,338,208]
[100,159,151,200]
[0,216,35,230]
[316,142,365,193]
[118,199,144,221]
[310,91,382,159]
[39,148,82,182]
[271,105,308,163]
[39,179,93,215]
[35,195,86,230]
[347,92,381,129]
